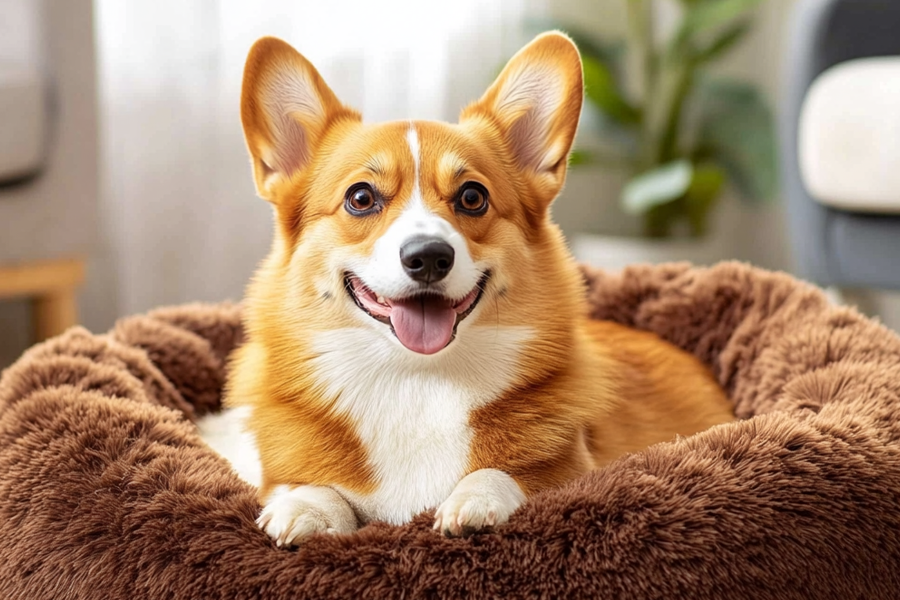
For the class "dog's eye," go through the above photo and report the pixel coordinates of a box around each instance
[454,183,489,216]
[345,184,381,216]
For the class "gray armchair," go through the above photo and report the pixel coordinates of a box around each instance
[781,0,900,290]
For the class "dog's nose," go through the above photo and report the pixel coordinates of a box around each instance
[400,236,455,284]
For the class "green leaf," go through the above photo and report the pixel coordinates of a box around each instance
[674,0,763,50]
[621,160,694,215]
[693,78,779,201]
[651,61,695,164]
[697,76,759,105]
[582,54,641,125]
[568,150,594,166]
[691,19,751,64]
[567,147,638,169]
[687,163,727,200]
[683,163,726,236]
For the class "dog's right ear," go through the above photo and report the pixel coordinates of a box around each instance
[241,37,359,201]
[460,32,583,211]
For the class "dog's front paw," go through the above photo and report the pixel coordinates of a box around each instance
[433,469,525,537]
[257,485,357,547]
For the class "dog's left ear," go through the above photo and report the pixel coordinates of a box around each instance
[461,32,583,207]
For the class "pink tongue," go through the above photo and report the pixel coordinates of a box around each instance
[389,296,457,355]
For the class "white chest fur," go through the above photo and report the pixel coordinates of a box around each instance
[309,323,532,525]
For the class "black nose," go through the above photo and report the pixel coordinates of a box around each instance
[400,236,455,284]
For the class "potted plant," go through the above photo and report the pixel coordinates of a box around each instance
[556,0,778,268]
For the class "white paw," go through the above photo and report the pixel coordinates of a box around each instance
[433,469,525,537]
[257,485,357,547]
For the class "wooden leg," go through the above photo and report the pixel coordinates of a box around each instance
[32,289,78,341]
[0,258,85,342]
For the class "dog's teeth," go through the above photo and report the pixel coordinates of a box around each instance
[377,296,386,304]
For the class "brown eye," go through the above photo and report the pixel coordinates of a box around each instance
[455,183,489,216]
[345,183,382,216]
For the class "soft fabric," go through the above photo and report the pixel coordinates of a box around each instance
[1,262,899,600]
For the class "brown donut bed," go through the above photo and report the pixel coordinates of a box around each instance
[1,262,899,599]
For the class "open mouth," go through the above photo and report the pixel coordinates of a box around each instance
[344,272,490,355]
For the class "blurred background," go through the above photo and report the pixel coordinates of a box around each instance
[2,0,900,367]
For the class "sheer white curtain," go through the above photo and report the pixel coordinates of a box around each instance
[0,0,43,72]
[94,0,529,321]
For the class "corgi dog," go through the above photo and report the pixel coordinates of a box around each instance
[217,31,734,548]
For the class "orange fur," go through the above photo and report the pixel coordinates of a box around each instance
[468,320,733,495]
[227,32,734,517]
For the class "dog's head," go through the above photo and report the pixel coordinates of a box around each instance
[241,33,584,358]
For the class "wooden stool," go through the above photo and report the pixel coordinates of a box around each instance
[0,258,86,341]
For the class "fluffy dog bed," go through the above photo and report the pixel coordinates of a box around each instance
[1,262,899,599]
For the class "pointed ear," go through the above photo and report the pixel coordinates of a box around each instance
[461,32,583,204]
[240,37,359,200]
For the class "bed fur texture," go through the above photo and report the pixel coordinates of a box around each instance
[1,262,899,599]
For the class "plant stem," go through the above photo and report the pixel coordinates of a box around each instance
[643,203,675,238]
[657,63,694,163]
[626,0,656,169]
[637,1,697,168]
[626,0,655,103]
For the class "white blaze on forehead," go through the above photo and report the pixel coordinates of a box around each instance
[400,123,448,236]
[347,124,482,302]
[406,123,421,191]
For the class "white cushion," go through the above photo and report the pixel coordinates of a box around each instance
[799,57,900,213]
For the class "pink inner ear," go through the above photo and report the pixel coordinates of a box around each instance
[494,65,564,172]
[268,114,311,174]
[507,109,551,170]
[261,69,325,175]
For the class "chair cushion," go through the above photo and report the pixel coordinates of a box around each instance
[800,56,900,213]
